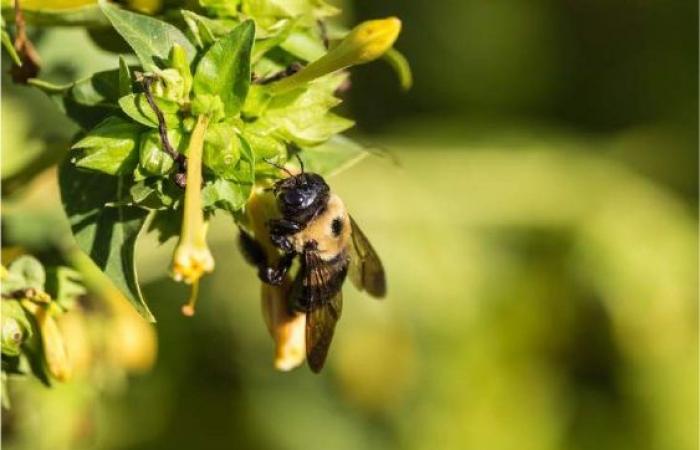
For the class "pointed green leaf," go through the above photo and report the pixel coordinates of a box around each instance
[299,135,369,177]
[99,0,195,71]
[118,56,132,96]
[194,20,255,116]
[72,117,141,175]
[58,159,154,322]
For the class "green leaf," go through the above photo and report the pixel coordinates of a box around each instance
[129,179,176,210]
[281,29,327,62]
[4,3,109,27]
[99,0,195,71]
[58,159,153,321]
[72,117,142,175]
[182,10,216,48]
[252,18,296,62]
[29,69,125,129]
[71,69,123,106]
[265,73,353,146]
[118,56,132,97]
[45,267,86,310]
[240,119,286,160]
[147,207,182,244]
[194,20,255,116]
[299,134,369,177]
[202,178,250,212]
[118,93,180,128]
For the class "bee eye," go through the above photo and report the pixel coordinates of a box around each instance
[283,190,305,206]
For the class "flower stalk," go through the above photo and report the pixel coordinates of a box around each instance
[172,114,214,316]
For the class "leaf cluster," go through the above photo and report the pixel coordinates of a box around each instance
[9,0,406,320]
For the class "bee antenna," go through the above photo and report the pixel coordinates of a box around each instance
[263,159,294,178]
[294,153,305,174]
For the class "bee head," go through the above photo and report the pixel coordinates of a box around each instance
[273,173,330,223]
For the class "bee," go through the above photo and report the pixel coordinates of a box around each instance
[240,159,386,372]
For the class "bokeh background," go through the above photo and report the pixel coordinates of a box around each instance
[2,0,698,449]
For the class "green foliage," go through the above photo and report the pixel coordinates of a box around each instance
[58,161,153,321]
[71,117,142,175]
[118,93,180,128]
[98,0,195,72]
[17,0,407,321]
[193,20,255,116]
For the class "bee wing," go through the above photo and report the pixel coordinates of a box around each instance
[305,290,343,373]
[348,215,386,298]
[290,251,345,373]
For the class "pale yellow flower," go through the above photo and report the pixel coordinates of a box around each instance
[269,17,402,94]
[247,188,306,371]
[171,115,214,315]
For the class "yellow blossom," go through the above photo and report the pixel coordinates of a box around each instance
[269,17,402,94]
[171,114,214,315]
[248,187,306,371]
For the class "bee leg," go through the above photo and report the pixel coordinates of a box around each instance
[238,229,267,268]
[268,218,302,235]
[268,219,302,253]
[260,252,295,285]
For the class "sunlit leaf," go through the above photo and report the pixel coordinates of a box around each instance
[99,0,195,71]
[193,19,255,116]
[118,93,180,128]
[72,116,142,175]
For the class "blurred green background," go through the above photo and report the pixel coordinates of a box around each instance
[2,0,698,450]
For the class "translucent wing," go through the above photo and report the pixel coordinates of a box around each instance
[305,290,342,373]
[290,251,347,373]
[348,215,386,298]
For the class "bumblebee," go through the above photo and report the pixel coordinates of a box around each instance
[240,162,385,372]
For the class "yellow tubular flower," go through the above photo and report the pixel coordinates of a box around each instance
[269,17,402,94]
[23,302,72,382]
[248,188,306,371]
[171,115,214,316]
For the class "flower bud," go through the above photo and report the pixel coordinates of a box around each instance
[192,94,225,123]
[269,17,401,94]
[139,129,181,176]
[1,300,30,357]
[153,68,187,103]
[23,302,72,382]
[203,123,241,178]
[169,44,193,100]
